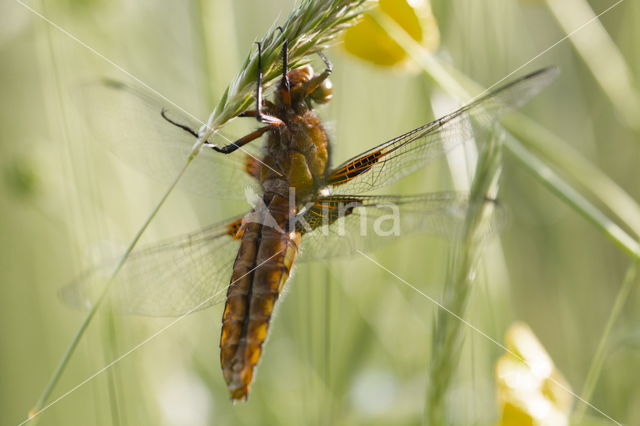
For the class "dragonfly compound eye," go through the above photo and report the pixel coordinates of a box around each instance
[310,78,333,104]
[288,65,314,87]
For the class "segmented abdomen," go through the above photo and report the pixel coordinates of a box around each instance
[219,192,300,401]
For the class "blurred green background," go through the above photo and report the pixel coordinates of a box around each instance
[1,0,639,425]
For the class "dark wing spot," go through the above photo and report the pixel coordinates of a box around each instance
[327,150,383,185]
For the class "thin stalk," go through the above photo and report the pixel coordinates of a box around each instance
[504,114,640,240]
[192,0,217,109]
[323,263,333,426]
[104,308,122,426]
[505,138,640,260]
[426,130,504,424]
[574,261,638,422]
[544,0,640,132]
[193,0,240,107]
[28,143,203,422]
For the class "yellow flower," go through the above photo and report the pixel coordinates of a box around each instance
[496,323,573,426]
[342,0,439,69]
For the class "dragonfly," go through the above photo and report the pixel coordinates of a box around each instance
[63,39,559,401]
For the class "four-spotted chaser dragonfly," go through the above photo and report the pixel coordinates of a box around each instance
[63,40,558,400]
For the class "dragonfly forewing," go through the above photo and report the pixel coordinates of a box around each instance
[326,66,559,195]
[78,79,260,199]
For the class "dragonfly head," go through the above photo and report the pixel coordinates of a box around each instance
[287,64,314,87]
[279,65,333,108]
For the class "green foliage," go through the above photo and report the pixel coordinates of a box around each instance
[1,0,639,425]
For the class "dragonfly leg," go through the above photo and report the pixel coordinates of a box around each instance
[239,100,275,118]
[161,109,268,154]
[278,38,292,107]
[304,52,333,95]
[207,125,273,155]
[253,41,285,127]
[160,109,198,137]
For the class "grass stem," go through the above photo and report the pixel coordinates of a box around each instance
[29,144,202,422]
[544,0,640,132]
[426,129,503,424]
[574,261,638,422]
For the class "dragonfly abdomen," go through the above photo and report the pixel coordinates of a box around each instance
[220,193,300,401]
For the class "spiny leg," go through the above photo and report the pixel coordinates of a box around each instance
[208,125,273,155]
[238,99,275,118]
[253,41,285,127]
[161,109,198,137]
[161,109,272,155]
[279,39,291,106]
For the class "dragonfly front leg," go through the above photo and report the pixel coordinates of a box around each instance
[161,109,198,137]
[207,125,273,155]
[160,110,274,155]
[238,99,275,118]
[252,41,286,127]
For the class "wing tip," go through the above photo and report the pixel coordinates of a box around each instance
[522,65,561,88]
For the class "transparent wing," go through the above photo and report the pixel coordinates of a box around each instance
[297,192,505,261]
[60,216,245,317]
[77,79,261,199]
[60,195,503,314]
[326,67,559,195]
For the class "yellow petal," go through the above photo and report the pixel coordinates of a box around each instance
[496,322,573,426]
[342,0,439,69]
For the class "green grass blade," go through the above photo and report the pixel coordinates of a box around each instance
[426,129,504,424]
[544,0,640,132]
[28,147,200,422]
[574,261,638,422]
